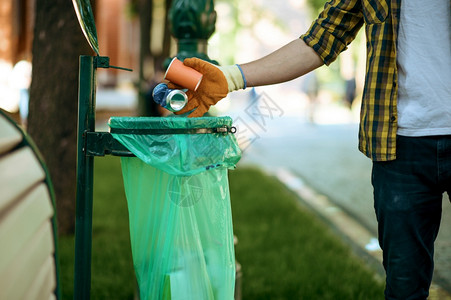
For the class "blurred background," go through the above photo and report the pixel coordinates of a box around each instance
[2,1,451,297]
[0,0,365,125]
[0,0,367,235]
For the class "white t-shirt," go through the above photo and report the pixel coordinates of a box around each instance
[396,0,451,136]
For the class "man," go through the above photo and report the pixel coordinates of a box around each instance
[170,0,451,299]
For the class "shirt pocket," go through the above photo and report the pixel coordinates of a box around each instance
[361,0,389,24]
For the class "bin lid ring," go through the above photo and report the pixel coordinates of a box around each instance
[109,126,235,135]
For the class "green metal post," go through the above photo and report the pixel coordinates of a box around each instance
[167,0,218,64]
[74,55,96,300]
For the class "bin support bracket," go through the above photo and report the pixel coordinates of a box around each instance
[85,131,133,157]
[85,125,237,157]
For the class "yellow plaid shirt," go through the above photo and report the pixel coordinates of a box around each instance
[301,0,401,161]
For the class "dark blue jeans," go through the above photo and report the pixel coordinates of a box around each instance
[372,135,451,300]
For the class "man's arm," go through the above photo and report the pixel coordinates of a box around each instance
[172,38,324,117]
[240,38,324,87]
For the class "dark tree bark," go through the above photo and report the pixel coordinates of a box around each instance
[137,0,154,116]
[137,0,175,116]
[28,0,92,235]
[161,0,173,61]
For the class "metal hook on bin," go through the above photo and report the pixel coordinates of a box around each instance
[215,125,237,135]
[94,56,133,72]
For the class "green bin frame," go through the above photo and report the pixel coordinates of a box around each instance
[74,55,135,300]
[74,55,239,299]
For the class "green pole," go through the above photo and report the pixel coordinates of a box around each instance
[167,0,218,65]
[74,55,96,300]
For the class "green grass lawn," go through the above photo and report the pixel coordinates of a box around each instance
[58,156,384,299]
[230,166,384,299]
[58,156,135,299]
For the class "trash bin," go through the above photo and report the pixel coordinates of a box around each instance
[109,116,242,300]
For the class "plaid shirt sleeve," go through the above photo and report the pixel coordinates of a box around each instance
[301,0,364,66]
[301,0,401,161]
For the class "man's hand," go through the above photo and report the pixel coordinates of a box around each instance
[167,58,228,117]
[168,58,246,118]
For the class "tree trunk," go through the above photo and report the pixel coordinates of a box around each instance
[155,0,173,69]
[162,0,173,61]
[137,0,154,116]
[28,0,92,235]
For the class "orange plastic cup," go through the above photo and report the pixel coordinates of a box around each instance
[164,57,203,91]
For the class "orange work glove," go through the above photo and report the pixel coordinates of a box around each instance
[168,57,246,118]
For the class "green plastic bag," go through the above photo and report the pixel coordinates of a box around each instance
[109,116,241,300]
